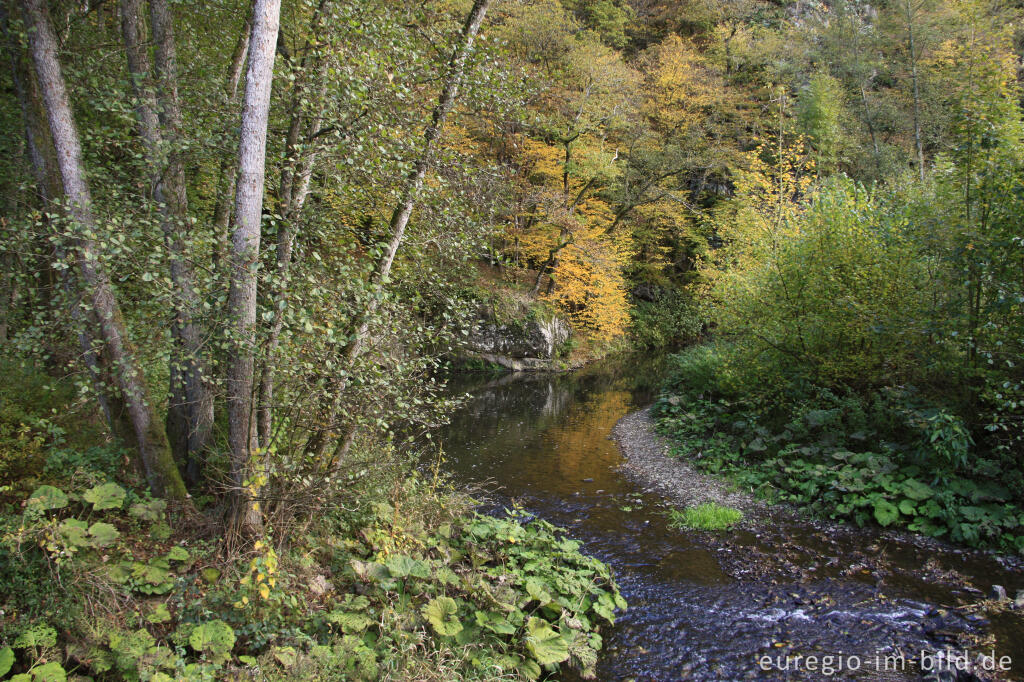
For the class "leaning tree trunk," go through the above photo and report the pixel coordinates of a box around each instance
[119,0,214,484]
[22,0,188,500]
[226,0,281,534]
[3,4,130,443]
[305,0,493,464]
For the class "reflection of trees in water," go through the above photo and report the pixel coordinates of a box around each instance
[541,381,571,418]
[543,389,632,481]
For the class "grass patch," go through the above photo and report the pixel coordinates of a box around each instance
[667,502,743,531]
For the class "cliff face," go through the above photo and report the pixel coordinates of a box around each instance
[464,312,573,371]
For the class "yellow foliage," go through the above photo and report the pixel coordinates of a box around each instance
[543,218,632,342]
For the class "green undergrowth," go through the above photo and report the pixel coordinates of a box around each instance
[1,475,623,681]
[0,373,624,681]
[653,345,1024,554]
[667,503,743,531]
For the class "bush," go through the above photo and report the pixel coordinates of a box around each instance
[629,288,703,350]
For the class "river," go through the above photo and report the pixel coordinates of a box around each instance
[437,355,1024,681]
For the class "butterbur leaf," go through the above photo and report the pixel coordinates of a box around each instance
[524,578,553,604]
[189,620,235,664]
[165,546,189,561]
[128,498,166,522]
[423,596,462,636]
[0,646,13,677]
[29,662,65,682]
[475,610,517,635]
[14,624,57,649]
[327,610,373,633]
[351,559,390,582]
[873,499,899,526]
[901,478,934,501]
[83,482,126,511]
[385,555,429,579]
[147,603,171,623]
[524,617,569,665]
[58,518,90,547]
[27,485,67,511]
[518,657,542,680]
[87,522,119,547]
[271,646,297,668]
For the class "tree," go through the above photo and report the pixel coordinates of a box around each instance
[303,0,493,463]
[20,0,188,500]
[118,0,213,483]
[226,0,282,532]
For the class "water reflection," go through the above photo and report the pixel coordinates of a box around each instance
[438,356,1024,681]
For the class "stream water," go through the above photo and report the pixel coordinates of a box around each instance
[437,355,1024,681]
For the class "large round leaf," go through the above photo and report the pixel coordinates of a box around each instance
[423,596,463,636]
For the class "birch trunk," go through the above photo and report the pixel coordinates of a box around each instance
[226,0,281,532]
[212,12,252,262]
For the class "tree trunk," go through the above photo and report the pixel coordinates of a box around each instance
[904,0,925,181]
[119,0,214,484]
[305,0,492,463]
[22,0,188,500]
[226,0,281,533]
[212,12,252,267]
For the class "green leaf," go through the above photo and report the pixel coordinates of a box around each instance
[27,485,67,511]
[165,546,190,561]
[518,657,542,680]
[30,662,66,682]
[326,610,374,633]
[524,617,569,665]
[58,518,90,547]
[201,567,221,584]
[385,555,429,579]
[271,646,297,668]
[423,596,463,636]
[128,498,166,522]
[475,610,517,635]
[87,522,119,548]
[873,499,900,527]
[901,478,934,501]
[83,482,126,511]
[188,620,235,664]
[524,577,553,605]
[14,624,57,649]
[147,603,171,623]
[0,647,14,677]
[898,499,917,516]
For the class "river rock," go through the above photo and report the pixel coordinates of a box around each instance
[990,584,1008,602]
[1015,589,1024,608]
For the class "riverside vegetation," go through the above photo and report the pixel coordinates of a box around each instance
[2,0,1024,679]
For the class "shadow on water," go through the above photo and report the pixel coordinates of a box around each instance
[438,355,1024,681]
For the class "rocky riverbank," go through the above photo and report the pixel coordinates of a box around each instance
[612,407,767,518]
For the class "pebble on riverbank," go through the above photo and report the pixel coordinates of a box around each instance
[612,407,766,518]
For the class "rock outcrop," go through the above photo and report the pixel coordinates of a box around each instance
[464,312,572,371]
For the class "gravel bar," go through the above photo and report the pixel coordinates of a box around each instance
[612,407,767,516]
